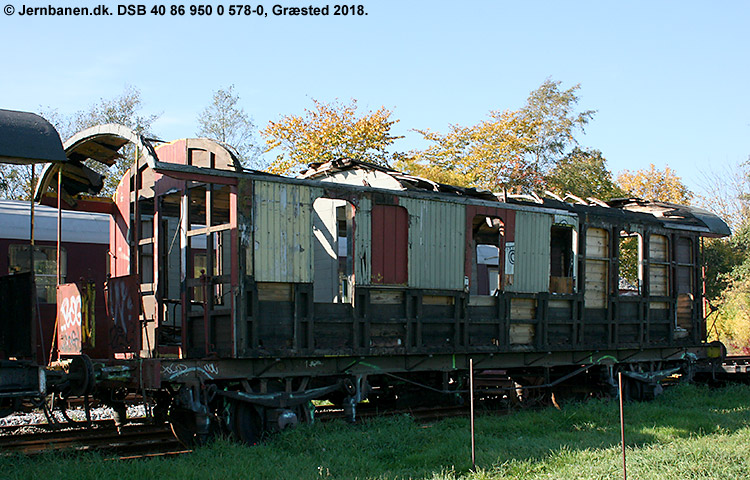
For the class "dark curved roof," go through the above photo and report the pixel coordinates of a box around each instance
[0,109,67,164]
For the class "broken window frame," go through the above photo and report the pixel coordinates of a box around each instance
[312,197,356,304]
[618,230,643,295]
[549,223,577,294]
[8,244,67,304]
[583,227,609,308]
[470,215,505,296]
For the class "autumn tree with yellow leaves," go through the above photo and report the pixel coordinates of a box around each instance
[262,99,402,175]
[399,79,595,192]
[616,163,692,204]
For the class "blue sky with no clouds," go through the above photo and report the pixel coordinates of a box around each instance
[1,0,748,195]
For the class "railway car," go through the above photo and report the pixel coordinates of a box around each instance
[3,122,731,446]
[0,200,110,363]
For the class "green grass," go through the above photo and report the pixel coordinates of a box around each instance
[3,384,750,480]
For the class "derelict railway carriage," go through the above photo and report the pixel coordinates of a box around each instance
[1,120,731,445]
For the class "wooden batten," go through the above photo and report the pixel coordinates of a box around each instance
[469,295,496,306]
[549,276,573,294]
[510,298,535,320]
[256,282,293,302]
[510,324,534,344]
[423,295,455,305]
[549,299,572,310]
[370,289,405,304]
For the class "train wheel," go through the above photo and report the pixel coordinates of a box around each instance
[230,401,262,445]
[169,407,199,447]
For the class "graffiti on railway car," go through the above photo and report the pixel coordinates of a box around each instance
[105,275,140,354]
[161,362,219,380]
[57,283,82,355]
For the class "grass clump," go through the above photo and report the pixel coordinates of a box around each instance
[2,383,750,479]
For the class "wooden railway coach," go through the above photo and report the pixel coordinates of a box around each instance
[30,125,729,443]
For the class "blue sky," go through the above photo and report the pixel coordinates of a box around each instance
[1,1,748,195]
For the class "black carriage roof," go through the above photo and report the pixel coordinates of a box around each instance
[0,109,67,164]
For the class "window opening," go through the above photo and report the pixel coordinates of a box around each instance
[210,184,231,226]
[618,231,642,295]
[9,245,66,304]
[471,215,504,295]
[158,192,183,346]
[313,198,354,303]
[550,225,574,293]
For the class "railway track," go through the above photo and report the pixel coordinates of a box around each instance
[0,403,484,457]
[0,421,187,457]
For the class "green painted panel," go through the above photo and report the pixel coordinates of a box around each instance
[507,210,553,293]
[354,196,371,284]
[400,198,465,290]
[253,180,320,282]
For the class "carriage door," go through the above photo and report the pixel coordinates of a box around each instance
[371,205,408,285]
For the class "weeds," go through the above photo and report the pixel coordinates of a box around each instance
[1,384,749,480]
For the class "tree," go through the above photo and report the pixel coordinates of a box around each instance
[262,98,402,175]
[406,79,595,192]
[545,147,625,200]
[706,220,750,353]
[71,86,159,195]
[196,85,262,169]
[696,158,750,233]
[616,163,692,204]
[0,164,34,200]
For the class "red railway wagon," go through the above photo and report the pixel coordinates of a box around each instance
[0,199,110,362]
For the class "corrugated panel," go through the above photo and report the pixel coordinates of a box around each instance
[506,210,553,293]
[354,196,371,284]
[253,181,320,282]
[400,198,465,290]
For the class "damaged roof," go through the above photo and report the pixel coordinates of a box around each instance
[300,158,500,202]
[300,158,731,237]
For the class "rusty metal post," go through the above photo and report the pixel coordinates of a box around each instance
[470,357,476,469]
[29,163,39,360]
[618,371,627,480]
[57,167,62,285]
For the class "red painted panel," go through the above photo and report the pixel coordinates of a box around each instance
[371,205,408,284]
[105,275,141,354]
[111,175,131,277]
[155,139,187,165]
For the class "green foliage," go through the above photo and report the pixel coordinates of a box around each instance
[407,79,595,192]
[545,147,625,200]
[4,384,750,480]
[262,98,402,176]
[196,85,262,170]
[702,237,745,300]
[618,235,640,290]
[707,221,750,352]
